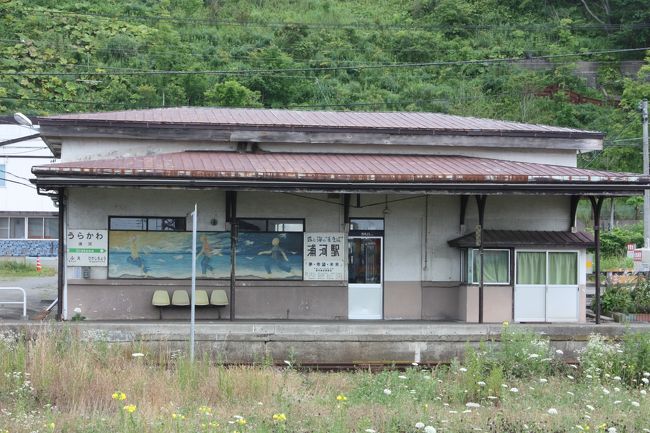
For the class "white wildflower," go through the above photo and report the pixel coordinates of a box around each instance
[365,429,376,433]
[643,372,650,377]
[641,390,647,395]
[462,409,472,414]
[131,352,145,358]
[465,402,480,408]
[614,400,622,405]
[603,388,611,395]
[631,401,640,407]
[547,408,558,415]
[555,349,564,355]
[642,378,649,385]
[424,426,437,433]
[487,396,498,400]
[528,353,539,359]
[614,387,620,392]
[586,404,595,411]
[501,384,508,388]
[586,374,593,379]
[459,368,467,373]
[608,428,617,433]
[539,378,548,383]
[415,422,425,429]
[567,375,575,380]
[383,388,392,395]
[510,387,519,393]
[398,375,408,379]
[613,376,621,381]
[477,381,486,387]
[73,307,82,314]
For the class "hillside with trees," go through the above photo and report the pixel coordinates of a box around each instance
[1,0,650,173]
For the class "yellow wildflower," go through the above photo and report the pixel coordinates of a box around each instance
[123,404,137,414]
[502,321,509,327]
[198,405,213,415]
[236,418,247,425]
[111,391,126,401]
[336,394,347,401]
[272,413,287,422]
[48,423,55,430]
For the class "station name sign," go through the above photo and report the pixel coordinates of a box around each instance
[303,232,345,280]
[66,229,108,267]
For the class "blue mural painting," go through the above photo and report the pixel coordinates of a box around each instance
[108,231,302,280]
[236,232,303,280]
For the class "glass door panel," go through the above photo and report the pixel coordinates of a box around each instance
[348,237,383,320]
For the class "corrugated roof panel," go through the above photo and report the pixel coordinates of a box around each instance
[32,151,648,185]
[39,107,601,138]
[448,230,595,248]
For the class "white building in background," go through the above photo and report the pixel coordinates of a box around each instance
[0,117,59,258]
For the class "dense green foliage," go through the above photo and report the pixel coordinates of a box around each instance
[599,223,644,256]
[597,280,650,315]
[1,0,649,171]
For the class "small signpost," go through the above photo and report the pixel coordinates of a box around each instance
[66,229,108,266]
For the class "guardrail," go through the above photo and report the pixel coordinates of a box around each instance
[0,287,27,320]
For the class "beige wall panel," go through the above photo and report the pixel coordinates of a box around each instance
[462,285,513,323]
[235,283,347,320]
[421,283,460,321]
[383,282,422,319]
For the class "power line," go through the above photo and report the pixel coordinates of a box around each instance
[0,47,647,78]
[15,7,650,32]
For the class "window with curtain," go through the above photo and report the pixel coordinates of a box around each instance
[468,249,510,284]
[516,252,546,285]
[516,251,578,285]
[548,252,577,285]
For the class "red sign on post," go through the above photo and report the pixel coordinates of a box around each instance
[634,250,643,262]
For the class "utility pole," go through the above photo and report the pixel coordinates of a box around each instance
[643,99,649,246]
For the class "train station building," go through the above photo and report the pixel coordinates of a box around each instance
[30,107,649,322]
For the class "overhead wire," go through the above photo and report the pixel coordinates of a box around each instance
[0,47,647,78]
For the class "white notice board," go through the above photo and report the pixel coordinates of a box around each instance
[66,229,108,267]
[303,232,345,280]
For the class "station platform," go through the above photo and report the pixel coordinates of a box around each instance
[2,321,648,366]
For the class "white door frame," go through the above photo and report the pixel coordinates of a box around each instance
[348,235,383,320]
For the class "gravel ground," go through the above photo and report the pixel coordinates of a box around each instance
[0,275,57,320]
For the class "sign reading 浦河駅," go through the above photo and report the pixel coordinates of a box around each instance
[303,233,345,280]
[66,229,108,267]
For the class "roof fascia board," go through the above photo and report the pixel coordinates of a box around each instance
[38,124,603,151]
[30,176,648,195]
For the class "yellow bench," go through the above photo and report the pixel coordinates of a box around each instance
[151,289,229,319]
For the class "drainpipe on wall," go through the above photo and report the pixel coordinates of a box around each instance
[56,189,65,321]
[475,195,487,324]
[590,196,604,324]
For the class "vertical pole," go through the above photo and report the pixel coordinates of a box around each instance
[228,192,238,321]
[56,190,65,320]
[475,195,487,324]
[643,99,649,246]
[190,204,197,362]
[590,197,604,324]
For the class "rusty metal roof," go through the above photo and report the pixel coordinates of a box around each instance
[32,151,647,187]
[448,230,594,248]
[38,107,603,139]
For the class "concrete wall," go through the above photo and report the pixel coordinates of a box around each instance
[67,279,346,320]
[63,187,578,322]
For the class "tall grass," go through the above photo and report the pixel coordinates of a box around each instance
[0,260,57,277]
[1,326,650,432]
